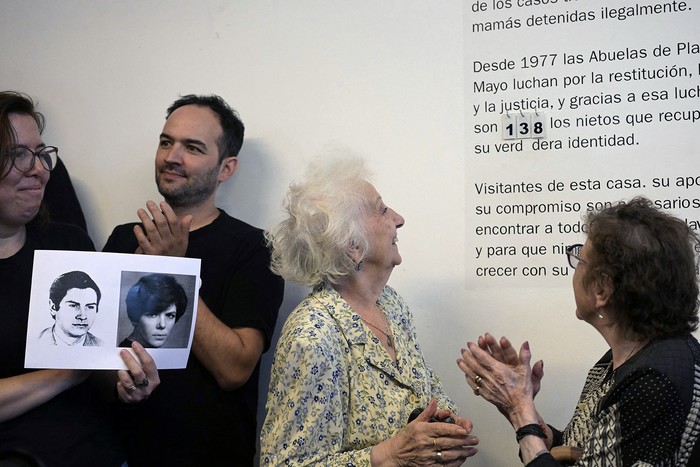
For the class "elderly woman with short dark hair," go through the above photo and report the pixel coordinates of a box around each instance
[458,197,700,466]
[261,156,479,466]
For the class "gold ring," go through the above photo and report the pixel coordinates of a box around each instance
[433,438,438,450]
[473,386,480,396]
[474,374,483,385]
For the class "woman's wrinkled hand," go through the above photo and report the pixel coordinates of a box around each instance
[477,333,544,398]
[371,399,479,466]
[116,341,160,403]
[457,340,537,426]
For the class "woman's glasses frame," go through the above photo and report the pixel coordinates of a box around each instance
[8,145,59,173]
[565,244,586,269]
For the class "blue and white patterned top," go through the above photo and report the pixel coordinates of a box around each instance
[260,283,457,466]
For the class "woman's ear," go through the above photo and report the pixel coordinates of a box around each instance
[594,274,613,309]
[347,243,361,265]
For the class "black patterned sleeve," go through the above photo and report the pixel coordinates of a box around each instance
[578,368,685,465]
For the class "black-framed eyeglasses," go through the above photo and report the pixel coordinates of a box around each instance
[565,244,586,269]
[8,145,59,173]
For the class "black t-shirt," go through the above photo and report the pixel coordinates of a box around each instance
[103,210,284,466]
[0,221,124,467]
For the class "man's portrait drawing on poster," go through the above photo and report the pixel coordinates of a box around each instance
[39,271,104,346]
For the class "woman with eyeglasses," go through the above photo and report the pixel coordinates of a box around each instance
[457,197,700,466]
[0,91,158,465]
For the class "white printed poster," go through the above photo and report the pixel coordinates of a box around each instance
[25,251,201,370]
[464,0,699,288]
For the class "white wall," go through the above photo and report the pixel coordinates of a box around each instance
[2,1,684,465]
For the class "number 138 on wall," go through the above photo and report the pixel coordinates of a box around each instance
[502,112,547,140]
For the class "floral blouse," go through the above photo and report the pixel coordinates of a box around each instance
[260,283,457,466]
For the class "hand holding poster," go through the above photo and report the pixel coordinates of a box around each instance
[25,251,201,370]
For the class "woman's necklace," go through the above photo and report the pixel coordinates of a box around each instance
[361,318,394,349]
[625,342,641,361]
[612,340,645,374]
[621,341,643,365]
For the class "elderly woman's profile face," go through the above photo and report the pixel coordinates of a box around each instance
[134,304,177,348]
[360,182,405,272]
[572,240,597,322]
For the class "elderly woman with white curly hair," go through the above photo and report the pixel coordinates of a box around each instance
[260,156,479,466]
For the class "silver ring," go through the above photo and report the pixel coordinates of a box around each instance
[127,384,137,393]
[474,386,480,396]
[134,376,149,388]
[474,374,483,385]
[435,451,443,464]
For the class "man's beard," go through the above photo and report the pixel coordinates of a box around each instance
[156,163,219,208]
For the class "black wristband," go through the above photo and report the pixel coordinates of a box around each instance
[516,423,547,442]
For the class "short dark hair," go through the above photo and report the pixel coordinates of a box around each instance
[166,94,244,162]
[49,271,101,310]
[125,274,188,324]
[0,91,45,178]
[584,196,699,340]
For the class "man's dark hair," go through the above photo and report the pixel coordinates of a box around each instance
[126,274,188,324]
[167,94,244,162]
[49,271,102,310]
[0,91,45,178]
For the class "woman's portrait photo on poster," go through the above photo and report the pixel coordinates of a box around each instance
[117,271,197,349]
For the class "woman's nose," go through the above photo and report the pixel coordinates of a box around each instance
[394,210,405,228]
[23,154,49,180]
[156,315,166,328]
